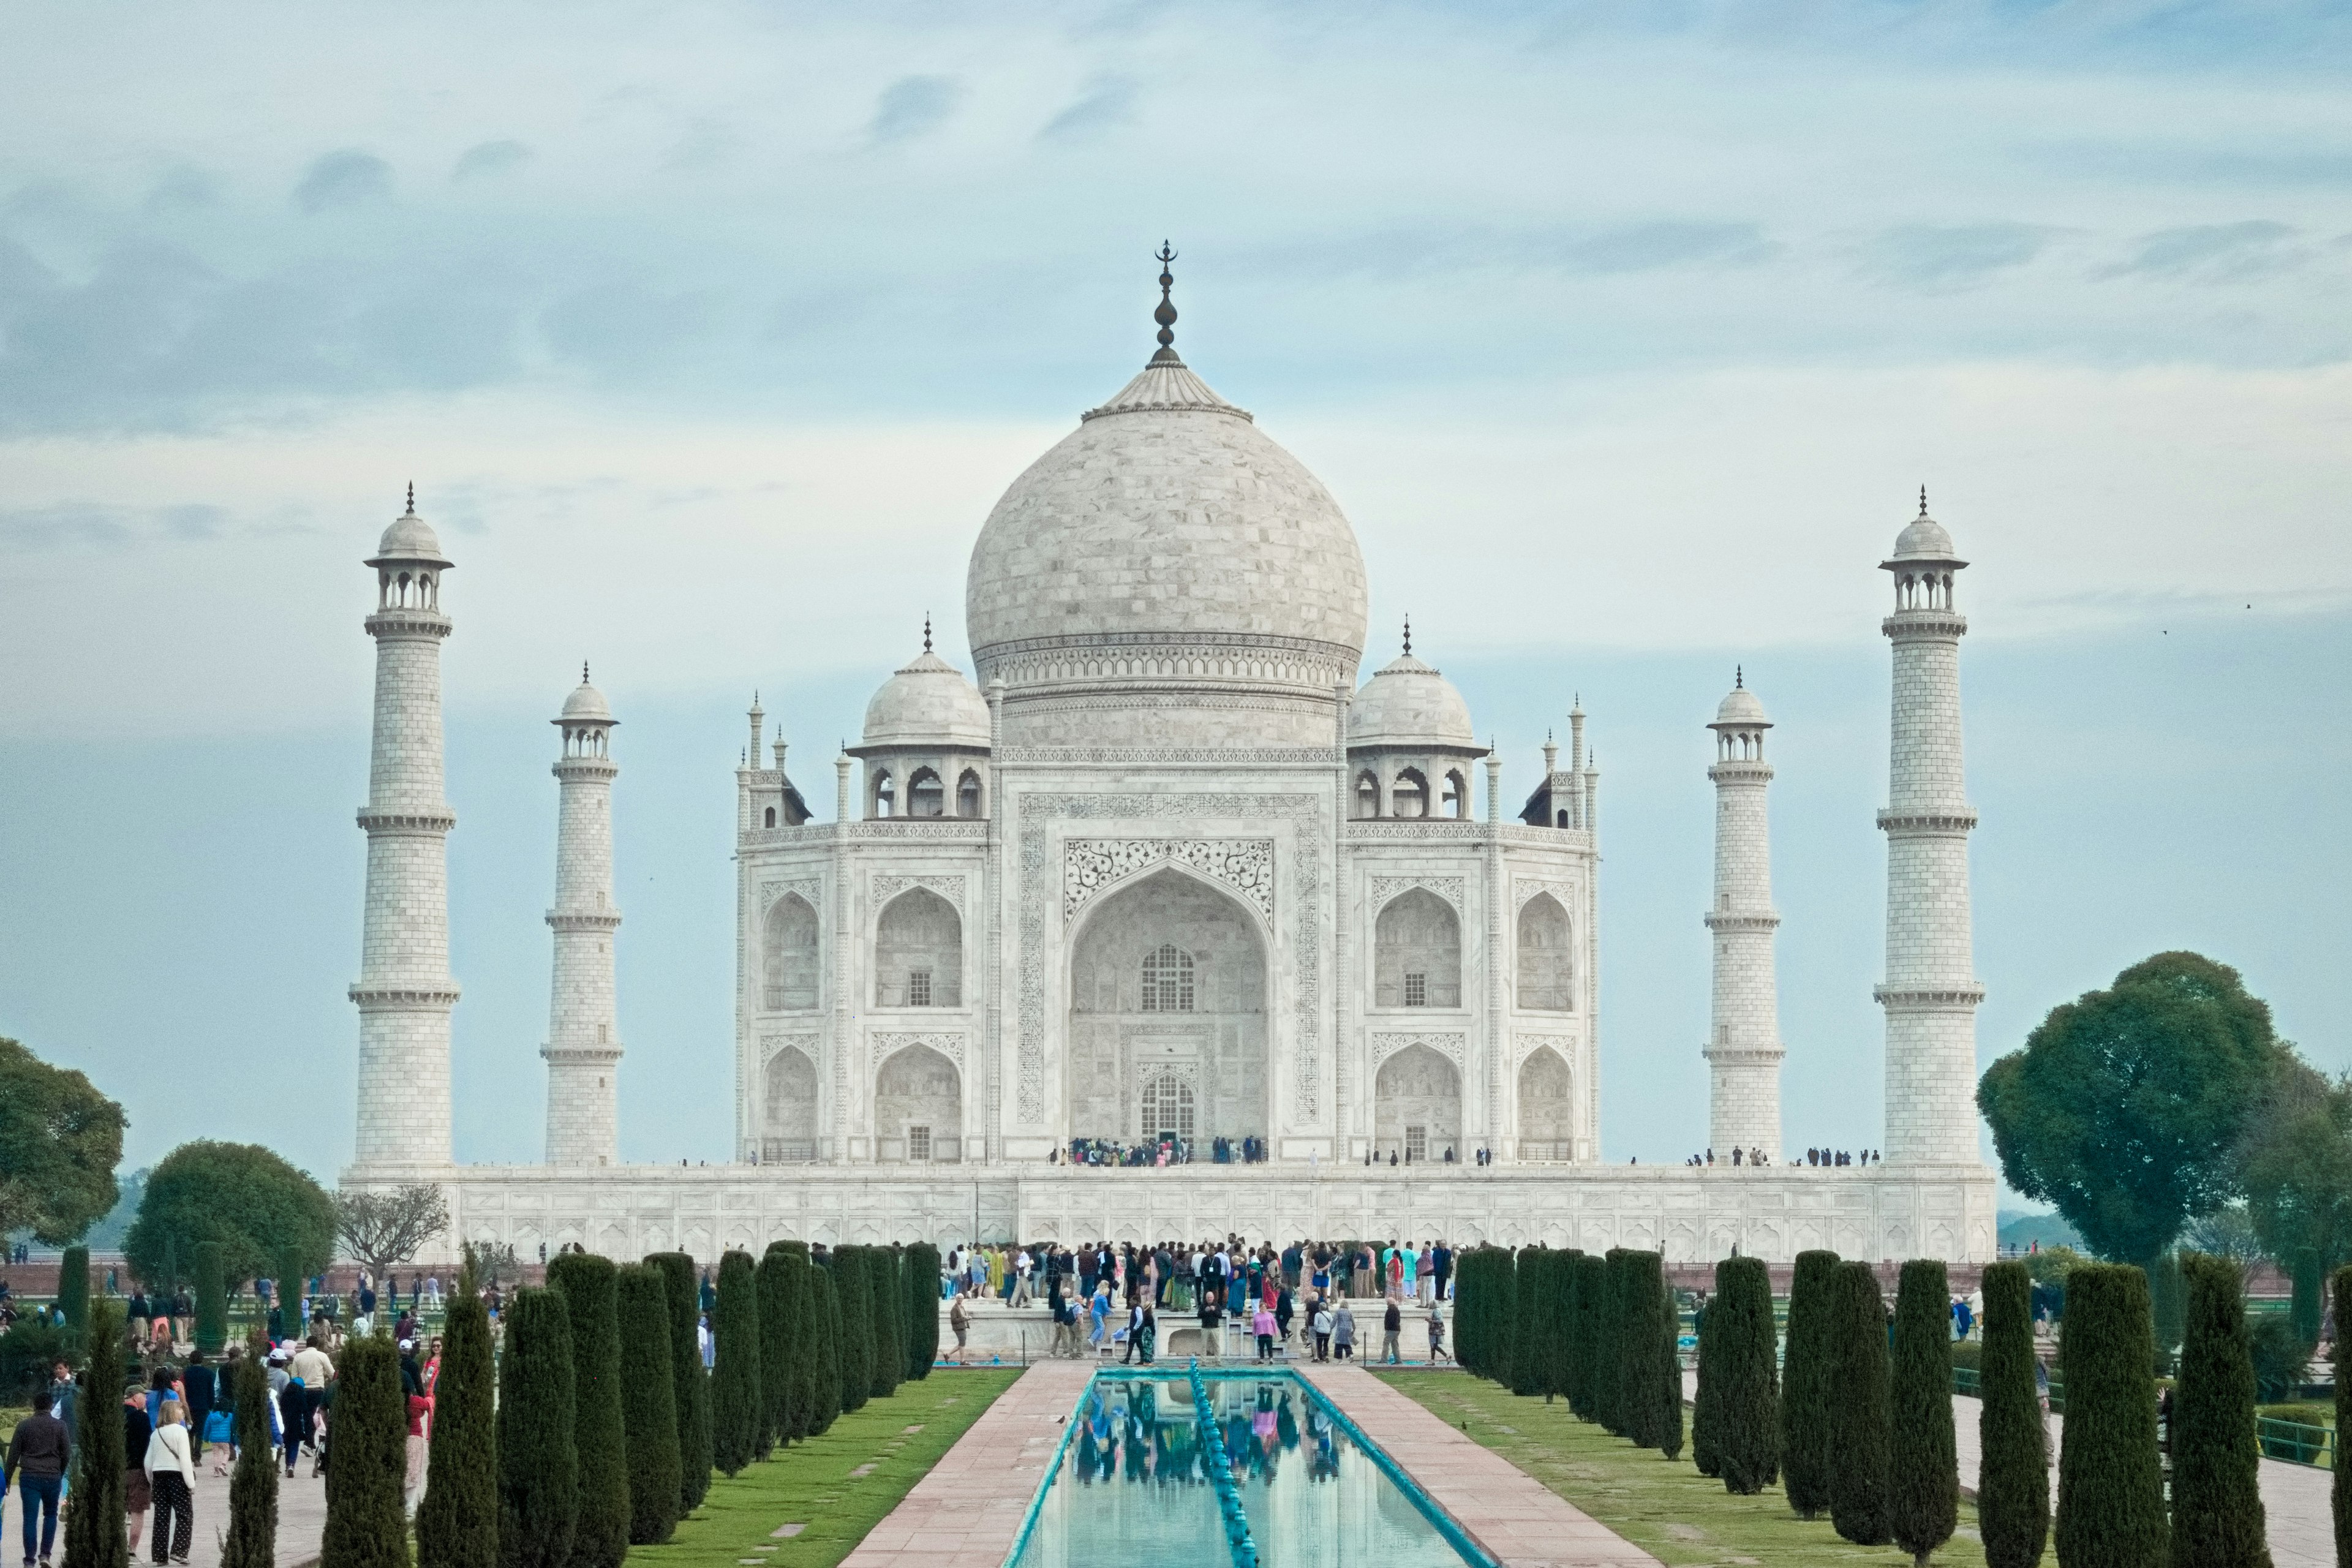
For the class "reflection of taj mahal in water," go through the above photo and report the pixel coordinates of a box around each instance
[344,260,1996,1265]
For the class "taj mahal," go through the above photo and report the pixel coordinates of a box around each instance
[344,259,1997,1265]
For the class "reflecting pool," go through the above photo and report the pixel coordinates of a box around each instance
[1009,1370,1490,1568]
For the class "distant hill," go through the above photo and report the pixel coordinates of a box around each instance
[1999,1209,2084,1252]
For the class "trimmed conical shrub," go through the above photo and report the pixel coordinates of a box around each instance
[868,1247,902,1401]
[1512,1246,1545,1396]
[1976,1261,2048,1568]
[616,1265,681,1546]
[1889,1261,1958,1567]
[1779,1248,1839,1520]
[1543,1250,1578,1402]
[903,1242,940,1378]
[2054,1262,2169,1568]
[1567,1252,1605,1421]
[711,1250,762,1476]
[2149,1250,2186,1366]
[1594,1249,1628,1435]
[1692,1284,1722,1478]
[647,1253,713,1511]
[194,1241,230,1355]
[1710,1256,1778,1494]
[1826,1261,1891,1547]
[2172,1253,2269,1567]
[324,1333,412,1568]
[1617,1251,1664,1448]
[805,1261,843,1436]
[2333,1266,2352,1567]
[1654,1268,1684,1461]
[221,1337,279,1568]
[546,1253,629,1568]
[829,1248,872,1414]
[496,1288,578,1568]
[64,1297,128,1568]
[1454,1247,1486,1376]
[58,1245,90,1341]
[418,1259,497,1568]
[756,1245,793,1453]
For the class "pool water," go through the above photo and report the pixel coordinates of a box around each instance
[1009,1369,1491,1568]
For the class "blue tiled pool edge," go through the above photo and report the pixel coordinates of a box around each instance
[999,1364,1503,1568]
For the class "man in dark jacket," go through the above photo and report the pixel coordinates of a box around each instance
[6,1389,72,1565]
[183,1351,217,1463]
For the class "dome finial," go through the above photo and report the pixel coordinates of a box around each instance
[1735,664,1743,688]
[922,614,933,654]
[1152,241,1178,355]
[1919,484,1929,518]
[405,481,415,516]
[1402,614,1412,656]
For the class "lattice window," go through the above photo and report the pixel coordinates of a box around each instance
[908,968,932,1008]
[907,1124,932,1162]
[1142,1076,1196,1142]
[1406,1124,1427,1162]
[1141,944,1195,1012]
[1404,973,1428,1008]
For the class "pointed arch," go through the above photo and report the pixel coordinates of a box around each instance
[1517,1045,1575,1159]
[875,886,960,1007]
[1391,767,1430,818]
[762,1044,818,1158]
[907,767,945,818]
[1516,891,1575,1010]
[956,769,983,818]
[874,1043,960,1162]
[1374,1044,1460,1163]
[761,893,820,1011]
[1375,887,1460,1008]
[1354,771,1379,819]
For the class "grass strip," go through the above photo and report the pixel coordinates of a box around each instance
[1374,1370,1991,1567]
[629,1369,1019,1568]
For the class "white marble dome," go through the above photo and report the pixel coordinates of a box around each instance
[1349,652,1476,748]
[863,648,991,748]
[374,509,449,565]
[963,345,1370,743]
[560,674,614,723]
[1889,499,1959,562]
[1711,682,1768,728]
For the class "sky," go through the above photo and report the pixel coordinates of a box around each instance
[2,1,2348,1193]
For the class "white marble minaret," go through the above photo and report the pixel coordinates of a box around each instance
[1704,671,1784,1161]
[1876,491,1985,1164]
[352,489,458,1171]
[544,668,623,1166]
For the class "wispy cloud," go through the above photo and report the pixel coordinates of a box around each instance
[0,500,230,552]
[867,76,960,146]
[2100,221,2300,280]
[1038,75,1134,143]
[1861,222,2058,288]
[452,140,531,183]
[292,150,392,214]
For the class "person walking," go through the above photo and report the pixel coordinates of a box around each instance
[1121,1297,1145,1364]
[947,1292,970,1365]
[1136,1304,1157,1365]
[1010,1248,1034,1308]
[1382,1297,1403,1365]
[1312,1302,1333,1362]
[123,1381,156,1555]
[44,1362,77,1490]
[4,1387,72,1568]
[144,1397,196,1566]
[181,1352,215,1466]
[1427,1303,1447,1363]
[1332,1301,1356,1361]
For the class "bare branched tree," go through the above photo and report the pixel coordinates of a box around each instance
[335,1183,451,1284]
[463,1239,519,1292]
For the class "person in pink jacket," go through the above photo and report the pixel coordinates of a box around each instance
[1251,1304,1277,1362]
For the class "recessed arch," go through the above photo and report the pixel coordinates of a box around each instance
[1375,887,1460,1008]
[957,769,982,818]
[907,767,945,818]
[873,1043,960,1162]
[872,769,895,818]
[1374,1045,1460,1163]
[1517,1046,1574,1159]
[875,886,960,1007]
[1355,771,1379,819]
[1517,891,1575,1011]
[762,1044,818,1158]
[761,894,820,1011]
[1442,769,1468,818]
[1391,767,1430,819]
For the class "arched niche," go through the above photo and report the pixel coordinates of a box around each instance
[1373,1044,1460,1163]
[874,1043,960,1162]
[1391,767,1430,818]
[1067,867,1267,1145]
[762,894,820,1011]
[1516,891,1575,1010]
[875,886,961,1007]
[907,767,945,818]
[763,1046,818,1158]
[1517,1046,1574,1159]
[957,770,982,818]
[1374,888,1460,1008]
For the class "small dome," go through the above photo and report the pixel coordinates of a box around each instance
[372,497,450,566]
[1887,491,1960,564]
[863,649,992,748]
[1349,652,1476,748]
[560,673,613,723]
[1711,681,1770,728]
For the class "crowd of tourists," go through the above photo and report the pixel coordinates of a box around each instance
[1679,1146,1883,1168]
[1055,1134,1276,1166]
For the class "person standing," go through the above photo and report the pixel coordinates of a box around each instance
[1312,1302,1333,1363]
[1381,1298,1403,1364]
[181,1352,215,1467]
[1251,1301,1276,1363]
[123,1381,156,1554]
[1332,1301,1356,1361]
[947,1293,970,1365]
[144,1397,196,1566]
[288,1336,333,1468]
[1010,1248,1034,1308]
[1431,1240,1453,1303]
[128,1288,152,1346]
[404,1387,431,1517]
[4,1388,72,1568]
[45,1361,78,1488]
[1197,1286,1224,1363]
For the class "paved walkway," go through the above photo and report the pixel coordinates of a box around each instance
[838,1360,1092,1568]
[172,1447,328,1568]
[1299,1363,1662,1567]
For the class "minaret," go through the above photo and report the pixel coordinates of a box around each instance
[1704,669,1783,1161]
[1876,491,1985,1165]
[545,666,623,1166]
[351,488,459,1172]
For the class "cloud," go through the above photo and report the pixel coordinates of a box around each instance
[292,150,392,214]
[1559,222,1780,274]
[144,166,224,214]
[0,500,227,552]
[867,76,960,145]
[1248,221,1779,282]
[1862,222,2057,288]
[664,119,741,172]
[451,140,532,183]
[541,281,718,375]
[2100,221,2299,280]
[1038,76,1134,143]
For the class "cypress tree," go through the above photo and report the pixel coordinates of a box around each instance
[193,1241,230,1355]
[646,1253,713,1511]
[221,1337,279,1568]
[1454,1248,1484,1376]
[495,1289,579,1568]
[1654,1267,1684,1460]
[805,1261,843,1436]
[1512,1247,1546,1396]
[2054,1262,2168,1568]
[1543,1250,1578,1402]
[903,1242,941,1378]
[418,1259,497,1568]
[868,1247,902,1401]
[1692,1283,1722,1478]
[756,1245,794,1453]
[616,1265,682,1547]
[1888,1261,1958,1567]
[830,1248,872,1413]
[2291,1246,2323,1352]
[1779,1248,1840,1520]
[1617,1251,1661,1447]
[1826,1261,1891,1547]
[2172,1253,2269,1568]
[1709,1256,1778,1495]
[1567,1252,1605,1421]
[2149,1250,2187,1367]
[64,1298,128,1568]
[711,1250,762,1476]
[2332,1265,2352,1568]
[1976,1261,2048,1568]
[546,1254,629,1568]
[323,1333,412,1568]
[58,1245,91,1341]
[1594,1249,1627,1435]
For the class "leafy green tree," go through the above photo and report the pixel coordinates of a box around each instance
[903,1242,941,1378]
[616,1265,681,1546]
[1827,1262,1891,1546]
[63,1298,129,1568]
[496,1289,579,1568]
[418,1259,497,1568]
[1888,1261,1958,1567]
[1708,1257,1779,1495]
[647,1253,714,1511]
[1976,1262,2049,1568]
[2171,1253,2269,1567]
[805,1261,843,1437]
[711,1250,762,1476]
[2054,1263,2169,1568]
[546,1254,629,1568]
[221,1338,280,1568]
[2233,1054,2352,1278]
[1779,1249,1839,1520]
[0,1036,124,1247]
[829,1248,872,1414]
[323,1333,412,1568]
[2293,1247,2324,1351]
[194,1241,230,1354]
[126,1141,334,1292]
[2334,1267,2352,1567]
[1567,1252,1605,1422]
[58,1245,91,1340]
[1979,951,2281,1267]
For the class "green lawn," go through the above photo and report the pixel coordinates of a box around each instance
[1374,1372,1990,1568]
[632,1370,1021,1568]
